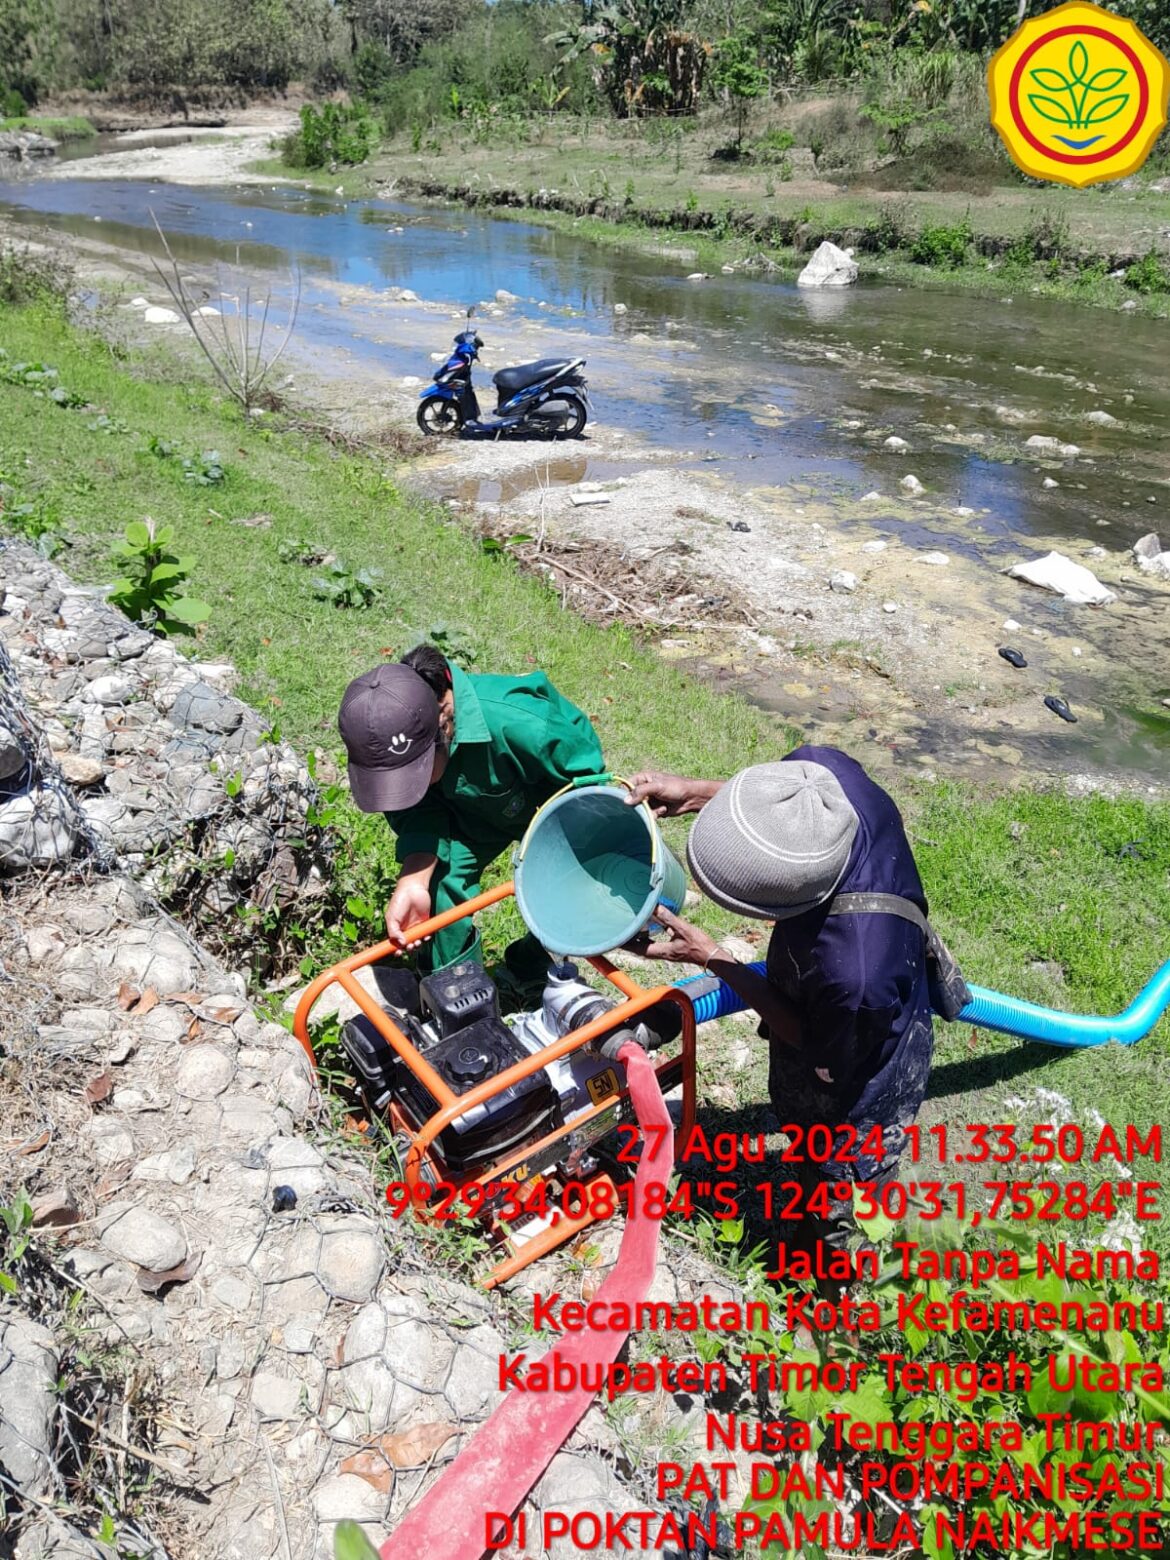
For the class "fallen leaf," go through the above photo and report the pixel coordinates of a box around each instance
[15,1128,51,1157]
[84,1070,114,1106]
[165,991,206,1007]
[136,1252,201,1295]
[363,1421,457,1469]
[95,1167,130,1197]
[117,981,140,1010]
[183,1016,202,1044]
[581,1275,601,1301]
[134,987,159,1016]
[205,1004,243,1025]
[342,1115,369,1137]
[339,1451,394,1494]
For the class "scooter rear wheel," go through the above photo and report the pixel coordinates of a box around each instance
[417,399,464,436]
[542,393,587,440]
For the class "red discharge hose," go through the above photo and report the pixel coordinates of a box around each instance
[379,1041,675,1560]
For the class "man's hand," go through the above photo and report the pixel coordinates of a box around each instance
[624,771,721,818]
[633,904,723,968]
[385,864,434,949]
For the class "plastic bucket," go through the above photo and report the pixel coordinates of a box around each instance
[513,780,688,957]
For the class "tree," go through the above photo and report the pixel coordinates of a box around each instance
[552,0,710,117]
[711,28,767,150]
[0,0,57,106]
[339,0,466,65]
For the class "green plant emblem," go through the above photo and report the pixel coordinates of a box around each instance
[1028,41,1130,147]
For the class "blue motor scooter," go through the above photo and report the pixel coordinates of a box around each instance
[416,311,589,439]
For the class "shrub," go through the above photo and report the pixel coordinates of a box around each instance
[1125,249,1170,295]
[0,243,74,309]
[108,519,212,637]
[281,101,375,169]
[910,215,973,269]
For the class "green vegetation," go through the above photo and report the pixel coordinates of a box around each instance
[107,518,213,636]
[0,113,94,138]
[281,100,376,170]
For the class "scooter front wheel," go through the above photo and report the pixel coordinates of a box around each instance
[417,398,464,436]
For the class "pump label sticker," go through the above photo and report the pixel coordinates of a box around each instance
[988,1,1169,187]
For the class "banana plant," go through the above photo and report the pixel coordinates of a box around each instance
[549,0,709,116]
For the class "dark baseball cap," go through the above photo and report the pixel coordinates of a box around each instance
[338,664,440,813]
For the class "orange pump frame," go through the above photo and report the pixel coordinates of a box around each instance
[292,883,696,1288]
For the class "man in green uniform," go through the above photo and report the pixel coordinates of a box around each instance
[338,644,604,988]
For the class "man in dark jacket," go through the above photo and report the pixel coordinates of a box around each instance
[628,748,934,1269]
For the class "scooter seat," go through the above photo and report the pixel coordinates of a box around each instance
[492,359,574,396]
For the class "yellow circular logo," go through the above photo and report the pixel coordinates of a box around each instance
[988,1,1170,188]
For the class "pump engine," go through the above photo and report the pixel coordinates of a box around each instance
[338,959,680,1184]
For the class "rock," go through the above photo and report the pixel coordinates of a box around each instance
[1003,618,1021,632]
[685,272,708,281]
[196,305,221,317]
[100,1205,187,1271]
[1132,533,1170,575]
[537,1453,610,1508]
[860,491,882,502]
[494,289,518,302]
[85,674,134,706]
[1042,477,1059,489]
[143,306,181,325]
[829,571,858,593]
[170,681,243,733]
[398,289,419,302]
[313,1473,386,1523]
[1025,434,1080,457]
[613,302,628,314]
[884,436,910,452]
[132,1146,197,1184]
[0,721,24,780]
[0,130,57,160]
[900,474,925,495]
[797,241,858,289]
[317,1225,385,1302]
[0,792,77,870]
[1122,299,1138,312]
[915,551,950,566]
[861,539,887,553]
[251,1370,305,1420]
[0,1314,57,1498]
[399,376,421,388]
[175,1045,235,1099]
[31,1190,81,1228]
[882,601,899,613]
[1084,410,1118,426]
[58,752,105,786]
[1007,551,1116,605]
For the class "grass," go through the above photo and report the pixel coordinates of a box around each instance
[2,299,1168,1148]
[0,115,96,141]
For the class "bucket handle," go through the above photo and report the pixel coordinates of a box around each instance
[513,772,664,872]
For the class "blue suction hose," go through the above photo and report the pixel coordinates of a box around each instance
[675,960,1170,1049]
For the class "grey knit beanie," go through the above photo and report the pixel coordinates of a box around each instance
[686,761,859,921]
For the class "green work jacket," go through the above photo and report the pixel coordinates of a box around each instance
[384,665,604,863]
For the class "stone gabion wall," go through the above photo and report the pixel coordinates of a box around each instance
[0,541,331,961]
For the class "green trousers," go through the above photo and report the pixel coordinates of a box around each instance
[423,836,548,984]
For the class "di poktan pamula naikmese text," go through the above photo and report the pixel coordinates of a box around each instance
[392,1124,1170,1553]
